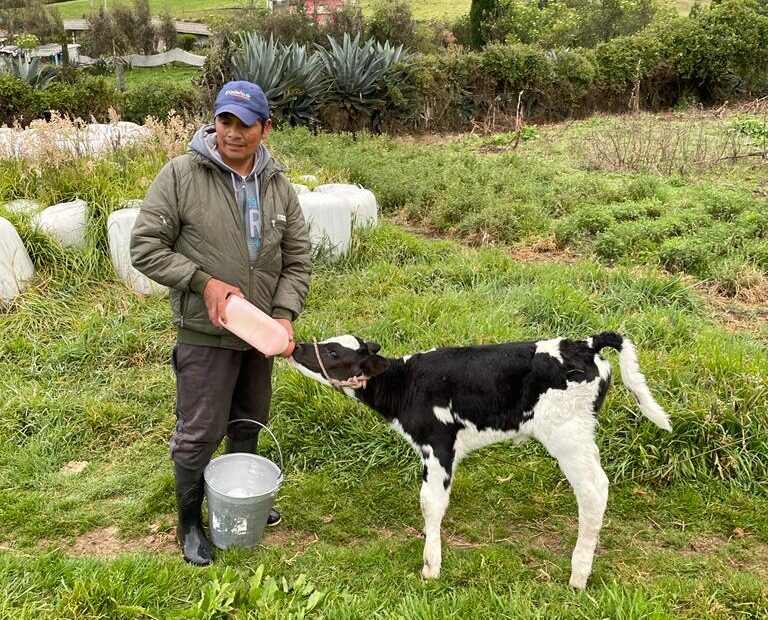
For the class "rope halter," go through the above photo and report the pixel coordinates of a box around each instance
[312,339,369,390]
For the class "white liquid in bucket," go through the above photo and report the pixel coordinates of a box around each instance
[227,487,251,498]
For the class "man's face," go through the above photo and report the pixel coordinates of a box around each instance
[214,113,271,170]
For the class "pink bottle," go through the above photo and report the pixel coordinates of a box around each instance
[221,295,290,357]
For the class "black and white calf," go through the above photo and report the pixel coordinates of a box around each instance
[289,332,671,589]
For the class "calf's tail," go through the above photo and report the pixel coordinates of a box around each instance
[590,332,672,431]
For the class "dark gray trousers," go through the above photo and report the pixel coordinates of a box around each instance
[170,343,274,470]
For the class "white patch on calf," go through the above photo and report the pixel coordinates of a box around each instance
[321,335,360,350]
[453,417,530,466]
[536,338,563,363]
[432,404,454,425]
[390,419,421,455]
[594,354,612,382]
[287,357,331,388]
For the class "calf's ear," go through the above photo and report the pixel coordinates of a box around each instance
[362,355,390,377]
[365,341,381,354]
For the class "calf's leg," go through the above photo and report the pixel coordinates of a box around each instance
[419,452,452,579]
[538,424,609,589]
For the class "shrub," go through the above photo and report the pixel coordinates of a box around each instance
[743,239,768,269]
[591,31,678,109]
[594,220,661,260]
[554,205,614,246]
[710,258,765,297]
[481,43,553,105]
[664,0,768,101]
[729,114,768,147]
[367,0,418,49]
[0,74,43,126]
[258,10,320,47]
[121,79,201,123]
[321,5,366,43]
[179,34,198,51]
[469,0,499,48]
[543,48,596,117]
[43,77,120,122]
[658,237,712,276]
[703,194,748,222]
[457,202,538,244]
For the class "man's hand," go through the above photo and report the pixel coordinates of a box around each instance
[203,278,243,327]
[274,318,295,357]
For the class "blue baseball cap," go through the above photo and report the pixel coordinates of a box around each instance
[214,81,270,126]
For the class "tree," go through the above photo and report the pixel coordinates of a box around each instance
[1,0,63,43]
[83,7,121,57]
[322,5,366,43]
[158,12,178,51]
[133,0,157,55]
[367,0,416,48]
[469,0,498,48]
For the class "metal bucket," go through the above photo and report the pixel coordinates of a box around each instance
[204,420,283,549]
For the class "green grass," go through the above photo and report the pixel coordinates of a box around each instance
[269,118,768,308]
[1,116,767,617]
[52,0,471,22]
[52,0,697,24]
[53,0,240,21]
[122,65,201,89]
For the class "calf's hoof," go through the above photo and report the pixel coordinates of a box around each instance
[568,573,589,590]
[421,563,441,580]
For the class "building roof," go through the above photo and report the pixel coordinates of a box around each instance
[62,18,211,37]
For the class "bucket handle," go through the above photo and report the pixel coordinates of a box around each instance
[227,419,284,482]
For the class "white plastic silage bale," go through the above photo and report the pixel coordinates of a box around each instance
[107,208,167,296]
[120,198,144,210]
[297,193,352,258]
[291,183,310,195]
[314,183,378,227]
[0,216,35,306]
[32,199,88,248]
[3,199,42,215]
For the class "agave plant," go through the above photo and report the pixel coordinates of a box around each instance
[314,33,411,130]
[230,33,327,127]
[0,57,59,89]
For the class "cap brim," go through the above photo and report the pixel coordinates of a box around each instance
[215,104,261,127]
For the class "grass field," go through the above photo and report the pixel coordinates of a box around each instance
[122,64,201,89]
[51,0,471,22]
[0,112,766,617]
[52,0,693,23]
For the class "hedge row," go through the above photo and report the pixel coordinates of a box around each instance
[2,0,767,131]
[0,75,204,127]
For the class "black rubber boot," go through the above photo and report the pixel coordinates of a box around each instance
[174,463,213,566]
[225,435,257,454]
[266,508,281,526]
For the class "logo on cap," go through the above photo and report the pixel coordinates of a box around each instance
[225,89,252,101]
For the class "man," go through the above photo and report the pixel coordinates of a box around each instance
[130,81,312,566]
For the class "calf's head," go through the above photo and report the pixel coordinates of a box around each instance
[290,335,390,389]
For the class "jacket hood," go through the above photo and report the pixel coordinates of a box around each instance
[189,124,273,178]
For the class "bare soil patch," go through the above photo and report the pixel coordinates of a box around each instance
[67,524,177,558]
[59,461,89,476]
